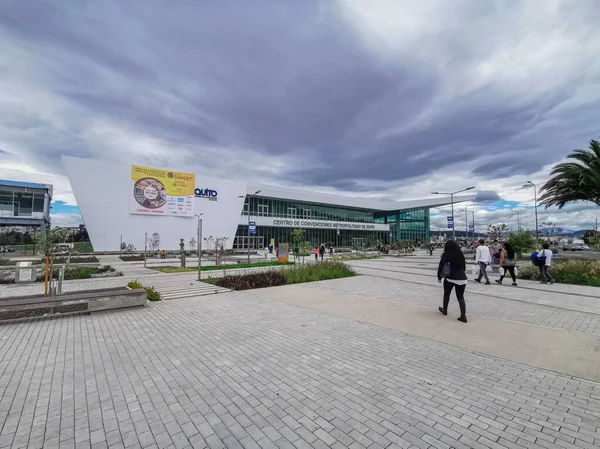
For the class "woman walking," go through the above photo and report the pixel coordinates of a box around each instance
[437,240,468,323]
[495,242,518,286]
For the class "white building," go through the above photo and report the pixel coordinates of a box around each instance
[63,156,474,251]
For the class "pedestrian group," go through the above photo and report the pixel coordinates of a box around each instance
[437,239,555,324]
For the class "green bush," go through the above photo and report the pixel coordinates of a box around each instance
[518,259,600,287]
[156,261,292,273]
[74,242,94,253]
[40,256,99,264]
[119,255,146,261]
[144,286,161,301]
[212,261,356,290]
[216,271,288,290]
[127,280,161,301]
[284,261,356,284]
[36,265,121,281]
[127,280,144,289]
[0,259,15,266]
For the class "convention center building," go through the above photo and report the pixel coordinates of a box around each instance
[63,156,475,251]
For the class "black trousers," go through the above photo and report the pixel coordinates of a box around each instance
[500,265,517,282]
[443,279,466,318]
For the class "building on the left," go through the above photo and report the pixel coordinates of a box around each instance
[0,179,53,229]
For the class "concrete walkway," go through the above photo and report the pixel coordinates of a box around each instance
[245,281,600,381]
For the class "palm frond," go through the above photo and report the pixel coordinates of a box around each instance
[539,140,600,209]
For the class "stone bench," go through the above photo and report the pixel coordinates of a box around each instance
[0,287,147,321]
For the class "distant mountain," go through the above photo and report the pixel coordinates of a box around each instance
[430,228,589,238]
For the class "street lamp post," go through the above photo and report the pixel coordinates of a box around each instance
[524,181,539,239]
[431,187,475,240]
[241,190,262,264]
[195,214,203,281]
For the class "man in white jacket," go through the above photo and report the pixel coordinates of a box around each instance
[474,239,492,285]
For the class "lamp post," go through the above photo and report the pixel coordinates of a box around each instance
[524,181,539,239]
[240,190,262,264]
[431,187,475,240]
[195,214,203,281]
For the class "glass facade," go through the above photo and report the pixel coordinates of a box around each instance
[0,188,46,217]
[234,197,431,249]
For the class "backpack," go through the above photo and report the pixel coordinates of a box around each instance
[532,251,546,266]
[441,262,451,278]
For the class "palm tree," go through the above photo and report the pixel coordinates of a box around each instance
[539,140,600,208]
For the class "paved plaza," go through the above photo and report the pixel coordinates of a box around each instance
[0,256,599,449]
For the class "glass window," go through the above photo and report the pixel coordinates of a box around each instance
[258,204,268,216]
[33,193,45,213]
[303,209,311,219]
[288,207,296,218]
[0,189,13,215]
[14,192,33,216]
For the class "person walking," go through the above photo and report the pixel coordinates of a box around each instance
[538,242,555,284]
[495,242,518,286]
[474,239,491,285]
[314,246,319,261]
[319,244,325,261]
[437,240,468,323]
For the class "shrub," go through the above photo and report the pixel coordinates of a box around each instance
[518,259,600,287]
[0,259,15,266]
[144,286,161,301]
[73,242,94,253]
[127,280,161,300]
[39,256,99,264]
[284,261,356,284]
[212,262,356,290]
[0,278,15,284]
[216,271,288,290]
[119,255,146,261]
[36,265,121,281]
[127,280,144,289]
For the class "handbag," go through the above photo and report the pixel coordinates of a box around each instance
[441,262,451,278]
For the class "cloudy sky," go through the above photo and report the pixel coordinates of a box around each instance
[1,0,599,231]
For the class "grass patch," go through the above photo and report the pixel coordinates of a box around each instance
[518,259,600,287]
[284,262,357,284]
[156,261,292,273]
[206,261,356,290]
[74,242,94,253]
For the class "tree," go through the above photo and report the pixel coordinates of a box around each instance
[487,224,509,241]
[189,237,197,251]
[290,229,305,250]
[149,233,161,251]
[539,139,600,208]
[507,231,536,256]
[36,228,62,257]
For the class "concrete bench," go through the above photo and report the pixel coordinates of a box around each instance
[0,287,147,321]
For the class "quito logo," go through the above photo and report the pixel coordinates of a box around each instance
[195,188,218,201]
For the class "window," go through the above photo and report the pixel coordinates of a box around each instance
[258,204,268,216]
[288,207,296,218]
[14,192,33,216]
[303,209,311,219]
[33,193,45,213]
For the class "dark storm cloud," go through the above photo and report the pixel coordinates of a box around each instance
[1,0,599,189]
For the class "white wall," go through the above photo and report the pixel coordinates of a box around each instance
[62,156,247,251]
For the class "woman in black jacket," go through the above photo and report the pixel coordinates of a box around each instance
[437,240,468,323]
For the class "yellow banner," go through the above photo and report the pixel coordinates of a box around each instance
[130,165,195,216]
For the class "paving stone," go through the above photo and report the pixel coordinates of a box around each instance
[0,281,598,449]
